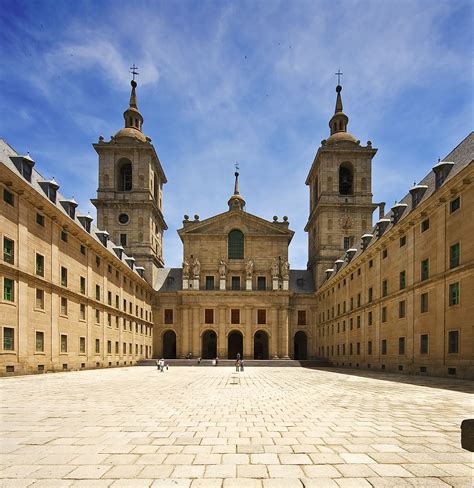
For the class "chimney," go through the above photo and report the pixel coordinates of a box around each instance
[378,202,385,219]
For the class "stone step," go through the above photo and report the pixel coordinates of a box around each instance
[138,358,331,367]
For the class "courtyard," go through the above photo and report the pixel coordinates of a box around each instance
[0,366,472,488]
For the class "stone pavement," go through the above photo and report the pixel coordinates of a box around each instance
[0,366,472,487]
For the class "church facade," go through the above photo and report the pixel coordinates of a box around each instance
[0,79,472,377]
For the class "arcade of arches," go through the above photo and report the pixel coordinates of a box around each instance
[158,328,309,361]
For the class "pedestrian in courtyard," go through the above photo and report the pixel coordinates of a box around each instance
[237,352,241,361]
[155,359,160,370]
[160,358,165,372]
[240,359,245,372]
[215,356,219,366]
[235,359,240,372]
[197,357,201,365]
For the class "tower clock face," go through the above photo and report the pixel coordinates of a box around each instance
[118,213,130,224]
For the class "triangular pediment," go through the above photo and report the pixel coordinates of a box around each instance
[178,210,294,241]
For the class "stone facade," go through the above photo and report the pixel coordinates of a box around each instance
[1,79,472,378]
[0,143,154,375]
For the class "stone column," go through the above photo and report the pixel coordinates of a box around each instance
[271,308,279,359]
[192,307,200,357]
[180,307,188,358]
[245,307,252,359]
[218,307,226,358]
[280,307,290,359]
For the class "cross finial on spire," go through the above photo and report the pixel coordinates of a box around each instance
[234,162,239,173]
[335,69,343,85]
[130,64,139,82]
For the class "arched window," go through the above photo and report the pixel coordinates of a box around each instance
[117,159,132,191]
[339,163,353,195]
[228,229,244,259]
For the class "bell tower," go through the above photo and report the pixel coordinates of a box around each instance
[92,77,167,284]
[305,83,377,288]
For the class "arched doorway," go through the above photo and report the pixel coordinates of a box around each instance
[228,331,243,359]
[202,330,217,359]
[254,330,269,360]
[162,330,177,358]
[294,331,308,360]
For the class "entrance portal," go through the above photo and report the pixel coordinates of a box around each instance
[162,330,177,358]
[294,331,307,360]
[228,331,243,359]
[254,330,269,359]
[201,330,217,359]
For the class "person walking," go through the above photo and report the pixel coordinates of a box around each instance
[235,359,240,372]
[155,359,160,371]
[236,352,241,361]
[240,359,245,372]
[159,358,165,372]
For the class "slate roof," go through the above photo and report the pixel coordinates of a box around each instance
[289,270,315,293]
[154,268,183,292]
[322,132,474,283]
[0,139,147,282]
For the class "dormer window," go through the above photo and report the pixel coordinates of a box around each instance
[39,179,59,203]
[10,155,35,182]
[432,161,454,189]
[409,184,428,209]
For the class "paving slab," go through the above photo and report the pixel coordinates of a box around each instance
[0,366,472,486]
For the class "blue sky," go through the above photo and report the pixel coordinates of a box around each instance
[1,0,472,269]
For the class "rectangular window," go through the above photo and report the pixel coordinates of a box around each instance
[421,259,429,281]
[381,339,387,355]
[420,334,429,354]
[231,276,241,290]
[231,309,240,324]
[36,289,45,309]
[115,295,119,308]
[107,313,112,327]
[79,276,86,294]
[95,285,100,301]
[449,282,460,306]
[80,304,86,320]
[164,309,173,324]
[36,331,44,352]
[448,331,459,354]
[382,280,388,297]
[400,235,406,247]
[123,299,127,311]
[115,316,119,328]
[450,196,460,213]
[36,253,44,276]
[343,237,351,250]
[107,340,112,354]
[36,213,45,226]
[60,334,67,353]
[257,309,266,325]
[205,276,215,290]
[96,255,101,267]
[421,219,430,232]
[420,292,429,313]
[398,337,405,355]
[450,243,460,269]
[399,270,406,290]
[107,291,112,305]
[357,316,361,328]
[369,259,373,268]
[120,234,127,246]
[3,189,14,206]
[61,267,68,287]
[95,309,100,323]
[3,327,14,350]
[115,341,119,354]
[4,278,14,302]
[123,342,126,354]
[381,306,387,323]
[60,230,68,242]
[95,339,100,354]
[368,288,373,303]
[204,309,214,324]
[257,276,266,290]
[80,245,86,255]
[3,237,14,264]
[382,248,388,259]
[297,310,307,325]
[368,341,372,355]
[368,311,373,326]
[61,297,68,316]
[357,293,361,307]
[399,300,406,318]
[80,337,86,354]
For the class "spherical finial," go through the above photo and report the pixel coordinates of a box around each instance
[273,216,278,222]
[131,80,137,88]
[336,85,342,93]
[234,171,239,178]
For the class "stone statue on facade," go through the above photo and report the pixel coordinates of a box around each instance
[182,257,190,278]
[271,257,280,279]
[192,257,201,278]
[245,259,254,278]
[281,258,290,280]
[219,260,227,279]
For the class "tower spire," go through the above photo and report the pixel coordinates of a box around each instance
[228,164,245,211]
